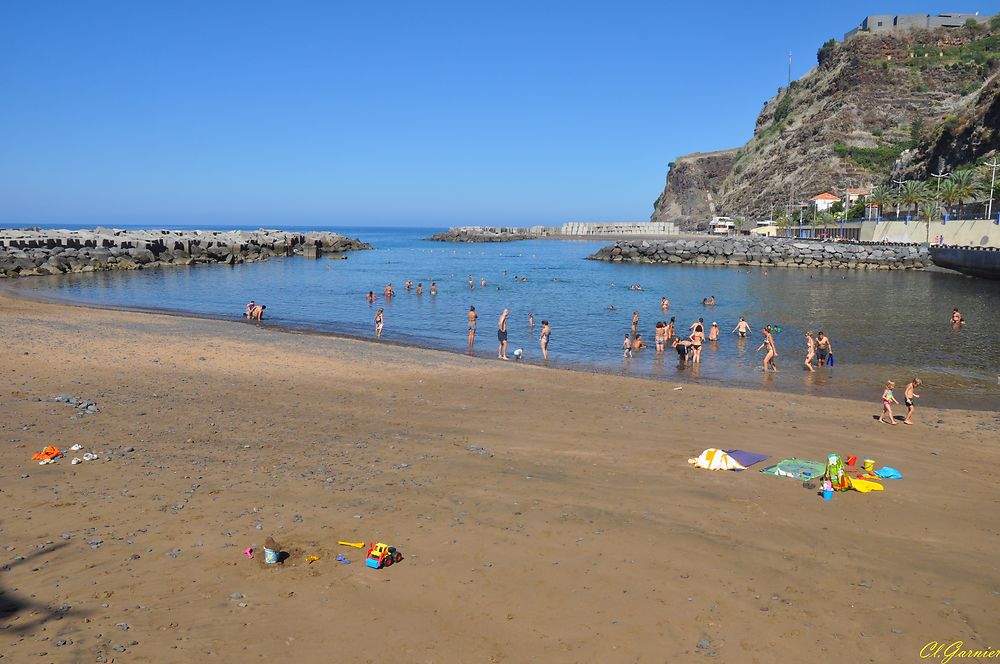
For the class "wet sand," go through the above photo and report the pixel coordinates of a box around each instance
[1,292,998,662]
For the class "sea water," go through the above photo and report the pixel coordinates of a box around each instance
[7,226,999,409]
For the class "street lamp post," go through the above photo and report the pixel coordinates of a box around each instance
[892,178,905,220]
[930,171,950,244]
[985,159,1000,221]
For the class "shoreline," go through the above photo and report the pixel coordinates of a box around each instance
[3,286,992,411]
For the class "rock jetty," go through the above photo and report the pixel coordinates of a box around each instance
[428,228,539,242]
[0,228,370,278]
[589,237,930,270]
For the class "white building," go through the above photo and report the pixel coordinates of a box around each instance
[809,192,840,212]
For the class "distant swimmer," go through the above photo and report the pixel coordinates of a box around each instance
[416,283,423,296]
[622,333,633,358]
[521,276,527,282]
[374,308,384,338]
[708,322,720,342]
[430,282,438,296]
[815,331,833,366]
[607,305,617,311]
[660,297,670,310]
[249,304,266,320]
[367,291,376,304]
[384,283,394,298]
[540,320,551,360]
[498,308,509,360]
[405,280,413,290]
[467,306,478,347]
[481,277,487,287]
[631,310,639,335]
[528,312,534,329]
[689,317,705,332]
[732,317,751,337]
[610,281,616,288]
[469,275,474,289]
[804,331,816,372]
[702,295,716,305]
[951,308,964,325]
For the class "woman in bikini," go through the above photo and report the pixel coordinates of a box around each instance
[374,308,384,338]
[539,320,551,360]
[803,331,816,372]
[467,306,478,347]
[756,325,778,372]
[689,323,705,363]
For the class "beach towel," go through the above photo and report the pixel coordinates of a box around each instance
[724,449,770,468]
[759,458,826,480]
[31,445,64,462]
[874,467,903,480]
[688,448,747,471]
[850,478,884,493]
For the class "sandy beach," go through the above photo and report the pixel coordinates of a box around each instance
[2,292,998,663]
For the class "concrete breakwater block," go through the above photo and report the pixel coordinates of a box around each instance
[589,237,930,270]
[0,228,370,278]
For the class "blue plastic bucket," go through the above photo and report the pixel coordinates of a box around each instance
[822,489,833,501]
[264,547,279,564]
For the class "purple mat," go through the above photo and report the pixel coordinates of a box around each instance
[724,449,770,468]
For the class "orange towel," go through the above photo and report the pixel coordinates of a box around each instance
[32,445,63,461]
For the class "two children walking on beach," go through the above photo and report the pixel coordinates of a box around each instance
[879,378,921,425]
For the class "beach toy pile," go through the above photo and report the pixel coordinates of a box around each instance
[688,447,903,499]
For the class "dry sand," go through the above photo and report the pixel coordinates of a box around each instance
[1,292,998,663]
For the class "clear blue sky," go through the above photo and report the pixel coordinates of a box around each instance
[2,1,996,227]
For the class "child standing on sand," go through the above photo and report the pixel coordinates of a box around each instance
[903,378,922,425]
[623,334,633,358]
[879,381,899,425]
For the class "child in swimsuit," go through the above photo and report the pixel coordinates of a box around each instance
[879,381,899,425]
[374,308,384,338]
[623,334,632,358]
[903,378,921,425]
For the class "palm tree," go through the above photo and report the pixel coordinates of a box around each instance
[938,179,963,219]
[899,180,929,219]
[947,169,981,219]
[921,202,939,223]
[867,184,893,219]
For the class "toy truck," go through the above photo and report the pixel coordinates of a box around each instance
[365,542,403,569]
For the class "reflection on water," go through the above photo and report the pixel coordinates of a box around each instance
[6,227,999,409]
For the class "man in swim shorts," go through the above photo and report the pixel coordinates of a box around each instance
[498,308,509,360]
[815,331,833,366]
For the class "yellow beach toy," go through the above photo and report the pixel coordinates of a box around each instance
[850,479,884,493]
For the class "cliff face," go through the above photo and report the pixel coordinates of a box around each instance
[651,150,739,230]
[651,24,1000,227]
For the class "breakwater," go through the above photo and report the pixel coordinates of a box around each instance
[428,227,540,242]
[589,237,930,270]
[0,228,370,278]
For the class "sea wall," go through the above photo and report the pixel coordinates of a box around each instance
[860,219,1000,248]
[0,228,370,278]
[589,236,930,269]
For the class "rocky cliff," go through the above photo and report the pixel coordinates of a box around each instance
[652,23,1000,227]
